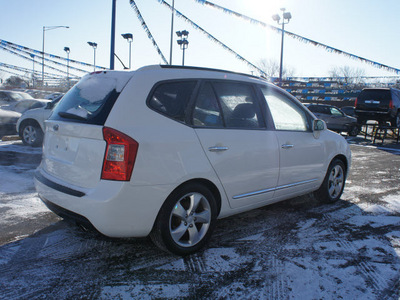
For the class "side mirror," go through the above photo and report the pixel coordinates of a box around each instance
[313,119,326,131]
[45,102,53,109]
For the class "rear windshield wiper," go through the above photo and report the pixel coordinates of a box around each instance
[58,112,87,121]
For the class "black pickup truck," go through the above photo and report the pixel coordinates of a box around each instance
[355,88,400,127]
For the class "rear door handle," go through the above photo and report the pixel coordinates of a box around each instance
[208,146,229,152]
[281,144,294,149]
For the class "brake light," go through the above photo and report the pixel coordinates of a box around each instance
[101,127,138,181]
[354,98,358,107]
[389,99,394,109]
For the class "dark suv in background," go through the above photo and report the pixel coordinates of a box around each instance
[355,88,400,127]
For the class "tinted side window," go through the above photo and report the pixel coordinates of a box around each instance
[212,82,264,129]
[260,86,309,131]
[149,81,197,122]
[192,82,223,127]
[330,107,342,116]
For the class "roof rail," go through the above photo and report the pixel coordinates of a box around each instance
[159,64,264,80]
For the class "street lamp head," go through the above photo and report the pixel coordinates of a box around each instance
[272,14,280,22]
[44,25,69,31]
[88,42,97,49]
[181,30,189,37]
[283,12,292,21]
[64,47,70,54]
[121,33,133,41]
[176,31,182,37]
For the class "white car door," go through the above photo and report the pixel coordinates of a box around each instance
[260,86,325,198]
[192,81,280,209]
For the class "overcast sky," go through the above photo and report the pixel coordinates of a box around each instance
[1,0,400,80]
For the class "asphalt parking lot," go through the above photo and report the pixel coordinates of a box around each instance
[0,137,399,299]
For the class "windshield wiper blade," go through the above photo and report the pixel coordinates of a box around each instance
[58,112,87,120]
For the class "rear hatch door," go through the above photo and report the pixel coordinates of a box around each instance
[41,71,133,188]
[357,89,391,112]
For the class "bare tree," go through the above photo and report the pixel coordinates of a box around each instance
[257,59,295,80]
[4,76,29,88]
[329,66,365,86]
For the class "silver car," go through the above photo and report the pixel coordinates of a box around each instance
[306,104,359,136]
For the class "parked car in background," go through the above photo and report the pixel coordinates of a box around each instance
[35,65,351,255]
[306,103,359,136]
[1,99,50,114]
[0,90,35,105]
[355,88,400,127]
[0,108,21,138]
[45,92,64,101]
[16,95,62,147]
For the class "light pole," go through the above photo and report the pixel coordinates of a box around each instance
[169,0,175,65]
[272,8,292,85]
[110,0,116,70]
[176,30,189,66]
[121,33,133,69]
[42,25,69,85]
[87,42,97,72]
[30,54,35,88]
[64,47,70,88]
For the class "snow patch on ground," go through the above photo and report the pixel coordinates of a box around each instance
[0,141,42,154]
[0,193,49,225]
[0,167,36,194]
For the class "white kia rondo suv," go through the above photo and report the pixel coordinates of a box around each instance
[35,65,351,255]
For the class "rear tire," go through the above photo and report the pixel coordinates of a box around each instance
[150,183,218,255]
[315,159,346,203]
[20,121,43,147]
[390,112,400,128]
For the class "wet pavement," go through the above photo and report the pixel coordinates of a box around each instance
[0,138,399,299]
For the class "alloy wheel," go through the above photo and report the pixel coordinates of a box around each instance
[328,165,344,199]
[169,192,211,248]
[22,125,37,145]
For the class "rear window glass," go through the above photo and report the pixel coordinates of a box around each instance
[358,89,391,102]
[50,74,130,125]
[148,81,197,122]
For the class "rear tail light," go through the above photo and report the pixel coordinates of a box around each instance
[101,127,138,181]
[389,99,394,109]
[354,98,358,107]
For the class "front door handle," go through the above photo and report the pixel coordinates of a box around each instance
[208,146,229,152]
[281,144,294,149]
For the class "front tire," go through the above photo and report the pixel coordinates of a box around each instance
[315,159,346,203]
[150,183,218,255]
[20,122,43,147]
[348,124,359,137]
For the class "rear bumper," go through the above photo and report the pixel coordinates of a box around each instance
[355,110,393,121]
[40,196,96,231]
[35,169,174,238]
